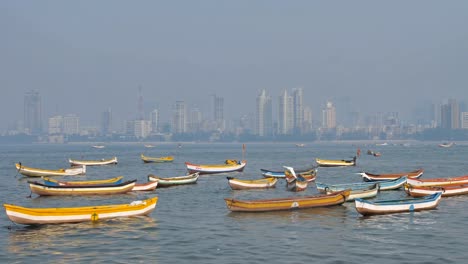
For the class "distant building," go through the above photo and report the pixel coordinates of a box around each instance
[62,114,80,135]
[278,90,293,135]
[150,109,159,133]
[134,119,151,138]
[48,116,63,135]
[322,101,336,129]
[255,89,273,137]
[441,99,459,129]
[303,106,313,133]
[101,108,112,136]
[461,112,468,129]
[24,90,42,135]
[189,107,203,133]
[172,101,187,133]
[292,88,303,134]
[213,95,225,132]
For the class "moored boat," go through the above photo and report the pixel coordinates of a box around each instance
[316,176,407,192]
[140,154,174,163]
[405,183,468,197]
[438,142,454,148]
[185,160,246,175]
[148,172,199,187]
[15,163,86,177]
[227,177,278,190]
[359,169,424,182]
[315,157,356,167]
[132,181,159,191]
[4,196,158,225]
[42,176,123,186]
[354,192,442,216]
[260,167,316,179]
[68,157,118,166]
[28,180,136,196]
[325,183,379,201]
[406,175,468,187]
[224,190,351,212]
[284,166,309,192]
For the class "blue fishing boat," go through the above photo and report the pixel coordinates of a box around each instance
[354,192,442,216]
[316,176,407,193]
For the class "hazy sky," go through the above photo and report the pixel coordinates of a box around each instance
[2,1,468,130]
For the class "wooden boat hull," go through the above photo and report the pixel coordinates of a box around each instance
[360,169,424,182]
[286,179,308,192]
[68,157,118,166]
[405,184,468,197]
[406,175,468,187]
[316,176,407,193]
[4,197,158,225]
[224,190,350,212]
[28,180,136,196]
[227,177,278,190]
[185,160,246,175]
[354,192,442,216]
[148,172,199,187]
[16,163,86,177]
[260,168,316,178]
[326,184,379,201]
[141,154,174,163]
[132,181,159,191]
[315,158,356,167]
[42,176,123,186]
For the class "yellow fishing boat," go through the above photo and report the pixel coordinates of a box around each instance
[4,196,158,225]
[68,157,118,166]
[227,177,278,190]
[140,154,174,163]
[42,176,124,186]
[224,190,350,212]
[315,157,356,167]
[185,160,247,174]
[15,163,86,177]
[28,180,136,196]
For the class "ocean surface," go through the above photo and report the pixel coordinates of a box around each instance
[1,142,468,263]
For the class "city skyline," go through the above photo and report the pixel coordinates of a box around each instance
[2,1,468,131]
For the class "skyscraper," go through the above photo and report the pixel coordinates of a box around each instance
[322,101,336,129]
[441,99,460,129]
[213,95,225,132]
[292,88,303,134]
[255,89,272,137]
[24,90,42,135]
[172,101,187,133]
[101,108,112,136]
[150,109,159,133]
[278,90,293,135]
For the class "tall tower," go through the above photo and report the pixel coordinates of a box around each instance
[255,89,272,137]
[150,109,159,133]
[172,101,186,133]
[441,99,460,129]
[278,90,293,135]
[101,108,112,136]
[213,95,225,131]
[24,90,42,135]
[292,88,303,134]
[322,101,336,129]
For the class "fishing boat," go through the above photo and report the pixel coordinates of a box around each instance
[359,169,424,182]
[185,160,246,175]
[132,181,159,191]
[316,176,407,192]
[147,172,199,187]
[260,167,316,179]
[28,180,136,196]
[227,177,278,190]
[140,154,174,163]
[69,157,118,166]
[224,190,351,212]
[405,183,468,197]
[144,144,155,148]
[295,143,305,147]
[438,142,454,148]
[406,175,468,187]
[325,183,379,201]
[42,176,124,186]
[15,163,86,177]
[4,196,158,225]
[92,145,105,149]
[354,192,442,216]
[315,157,356,167]
[284,166,309,192]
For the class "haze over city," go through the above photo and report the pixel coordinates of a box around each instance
[2,1,468,132]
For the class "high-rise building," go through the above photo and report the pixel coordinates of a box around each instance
[172,101,187,133]
[441,99,460,129]
[322,101,336,129]
[48,115,63,135]
[189,108,203,133]
[303,106,313,133]
[24,90,42,135]
[461,112,468,129]
[149,109,159,133]
[134,120,151,138]
[292,88,303,134]
[63,114,80,135]
[101,108,112,136]
[255,89,273,137]
[278,90,293,135]
[213,95,225,132]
